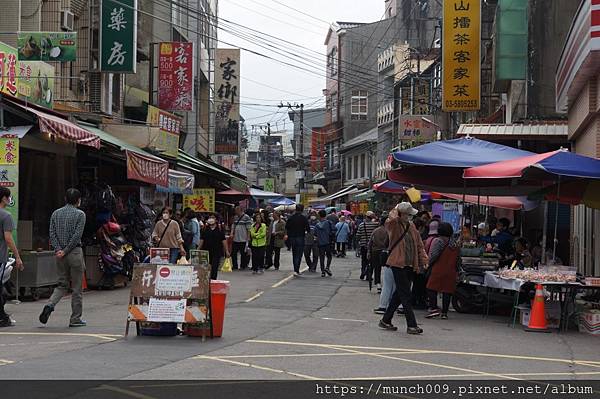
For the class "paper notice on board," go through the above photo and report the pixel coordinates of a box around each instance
[147,298,186,322]
[155,265,193,296]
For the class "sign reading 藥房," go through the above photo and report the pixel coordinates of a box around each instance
[147,105,182,158]
[17,32,77,62]
[0,42,18,98]
[215,48,240,154]
[183,188,215,213]
[158,42,194,111]
[100,0,137,72]
[442,0,481,112]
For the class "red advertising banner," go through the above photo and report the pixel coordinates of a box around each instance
[158,42,193,111]
[126,150,169,186]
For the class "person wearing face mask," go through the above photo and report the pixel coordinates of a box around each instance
[0,187,23,328]
[378,202,428,335]
[151,207,186,264]
[39,189,87,327]
[250,213,267,274]
[199,215,229,280]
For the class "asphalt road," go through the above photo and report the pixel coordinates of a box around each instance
[2,249,600,384]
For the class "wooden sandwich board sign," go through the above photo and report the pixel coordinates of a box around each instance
[126,251,212,338]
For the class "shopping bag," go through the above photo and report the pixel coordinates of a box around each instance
[221,257,233,273]
[177,256,190,265]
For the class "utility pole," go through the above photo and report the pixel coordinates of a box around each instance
[278,102,305,196]
[267,122,271,178]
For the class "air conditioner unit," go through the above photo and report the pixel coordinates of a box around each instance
[61,10,75,32]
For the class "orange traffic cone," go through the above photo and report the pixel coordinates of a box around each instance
[525,284,550,333]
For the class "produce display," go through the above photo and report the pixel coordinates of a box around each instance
[498,268,577,283]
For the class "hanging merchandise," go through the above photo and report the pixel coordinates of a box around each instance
[96,219,136,288]
[121,198,155,261]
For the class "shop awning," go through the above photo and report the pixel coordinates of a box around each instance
[156,169,195,194]
[178,150,247,187]
[435,193,539,211]
[456,123,568,140]
[309,185,358,204]
[80,124,169,186]
[373,180,407,194]
[6,99,100,148]
[249,188,283,200]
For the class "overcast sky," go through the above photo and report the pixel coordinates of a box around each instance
[218,0,384,136]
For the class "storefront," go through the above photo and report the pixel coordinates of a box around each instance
[556,0,600,276]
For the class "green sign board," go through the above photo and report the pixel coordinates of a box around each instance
[17,32,77,62]
[263,178,275,193]
[100,0,137,72]
[17,61,55,109]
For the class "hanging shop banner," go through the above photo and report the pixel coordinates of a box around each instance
[146,105,181,158]
[0,137,19,242]
[17,32,77,62]
[183,188,215,213]
[156,169,194,195]
[359,201,369,215]
[0,42,18,97]
[398,115,437,143]
[158,42,194,111]
[17,61,55,109]
[214,48,240,154]
[442,0,481,112]
[263,178,275,193]
[126,150,169,187]
[100,0,137,72]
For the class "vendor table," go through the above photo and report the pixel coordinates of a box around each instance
[483,271,596,332]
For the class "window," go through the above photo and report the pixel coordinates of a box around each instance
[353,155,359,179]
[351,90,368,120]
[360,154,366,178]
[330,47,338,76]
[347,157,352,180]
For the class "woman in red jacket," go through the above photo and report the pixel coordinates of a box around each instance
[426,222,460,319]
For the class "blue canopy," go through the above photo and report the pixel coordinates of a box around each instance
[269,197,296,206]
[392,138,534,168]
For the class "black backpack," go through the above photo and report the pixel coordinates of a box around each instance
[96,185,116,212]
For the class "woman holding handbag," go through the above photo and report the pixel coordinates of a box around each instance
[151,207,186,264]
[199,216,229,280]
[425,222,460,319]
[250,213,267,274]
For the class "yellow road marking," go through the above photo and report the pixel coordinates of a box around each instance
[92,385,157,399]
[194,355,320,380]
[271,266,309,288]
[0,332,121,341]
[247,339,600,367]
[244,291,264,303]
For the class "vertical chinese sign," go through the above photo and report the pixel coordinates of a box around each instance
[0,136,19,241]
[442,0,481,112]
[183,189,215,213]
[0,42,18,98]
[147,105,182,158]
[215,48,240,155]
[100,0,137,72]
[158,42,194,111]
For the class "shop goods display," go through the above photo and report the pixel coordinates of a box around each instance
[498,266,577,283]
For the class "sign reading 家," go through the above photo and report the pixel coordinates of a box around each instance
[442,0,481,112]
[214,48,240,155]
[183,188,215,213]
[158,42,194,111]
[100,0,137,72]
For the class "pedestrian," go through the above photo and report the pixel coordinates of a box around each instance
[265,211,286,270]
[198,215,229,280]
[425,222,460,319]
[0,187,23,328]
[368,217,388,293]
[304,211,320,272]
[189,210,201,250]
[335,216,350,257]
[379,202,428,335]
[181,208,197,255]
[411,217,429,309]
[285,204,309,277]
[347,216,356,250]
[356,211,379,280]
[231,206,252,270]
[327,209,339,225]
[151,207,186,264]
[39,188,87,327]
[250,213,267,274]
[315,210,333,277]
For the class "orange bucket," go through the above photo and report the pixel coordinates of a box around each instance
[184,280,230,338]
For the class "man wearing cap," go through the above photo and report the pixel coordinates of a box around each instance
[356,211,379,280]
[379,202,428,334]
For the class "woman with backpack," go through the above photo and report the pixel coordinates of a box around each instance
[425,222,460,320]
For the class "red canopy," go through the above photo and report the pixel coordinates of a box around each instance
[463,151,559,179]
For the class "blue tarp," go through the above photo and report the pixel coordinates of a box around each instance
[392,138,534,168]
[270,197,296,206]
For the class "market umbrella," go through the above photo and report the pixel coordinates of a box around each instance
[249,187,283,200]
[269,197,295,206]
[436,193,539,211]
[340,210,352,216]
[527,180,600,209]
[373,180,406,194]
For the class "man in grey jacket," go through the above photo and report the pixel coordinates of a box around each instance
[230,206,252,270]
